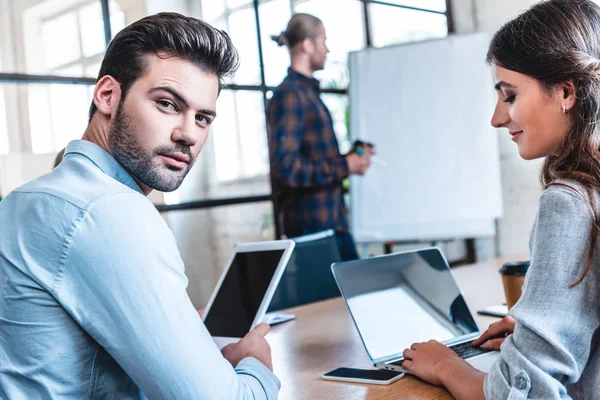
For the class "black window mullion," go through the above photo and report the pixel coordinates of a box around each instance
[100,0,112,47]
[362,0,373,47]
[253,0,282,238]
[364,0,447,15]
[253,0,268,92]
[446,0,455,33]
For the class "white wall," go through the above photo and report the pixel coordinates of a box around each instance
[451,0,542,257]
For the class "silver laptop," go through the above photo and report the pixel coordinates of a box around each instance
[331,247,499,373]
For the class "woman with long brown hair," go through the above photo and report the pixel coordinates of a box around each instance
[401,1,600,398]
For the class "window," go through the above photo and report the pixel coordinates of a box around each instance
[23,0,125,77]
[211,91,269,181]
[29,84,91,154]
[293,0,365,89]
[1,0,452,184]
[369,3,448,47]
[322,93,351,153]
[212,90,241,181]
[259,0,292,87]
[228,8,262,85]
[0,87,8,155]
[201,0,362,181]
[0,47,8,154]
[376,0,446,12]
[21,0,125,153]
[202,0,450,182]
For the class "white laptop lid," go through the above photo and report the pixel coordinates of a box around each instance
[202,240,295,345]
[331,247,480,365]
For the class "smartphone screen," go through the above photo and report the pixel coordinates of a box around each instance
[323,367,402,381]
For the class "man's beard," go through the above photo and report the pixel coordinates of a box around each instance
[108,102,195,192]
[310,55,326,72]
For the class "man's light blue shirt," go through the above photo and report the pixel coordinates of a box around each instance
[0,140,280,399]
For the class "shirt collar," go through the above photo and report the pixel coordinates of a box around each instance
[287,67,321,91]
[64,140,144,195]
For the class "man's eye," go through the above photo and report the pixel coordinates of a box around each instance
[197,115,211,127]
[158,100,176,110]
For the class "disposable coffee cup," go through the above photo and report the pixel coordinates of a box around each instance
[499,261,530,310]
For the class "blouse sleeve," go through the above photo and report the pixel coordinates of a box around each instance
[484,184,600,399]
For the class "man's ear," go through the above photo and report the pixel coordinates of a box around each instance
[92,75,122,118]
[300,37,315,54]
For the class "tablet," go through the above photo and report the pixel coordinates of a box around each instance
[202,240,295,348]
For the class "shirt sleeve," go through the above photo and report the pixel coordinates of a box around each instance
[54,192,280,400]
[484,185,600,399]
[267,90,349,188]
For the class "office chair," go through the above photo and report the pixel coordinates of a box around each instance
[268,229,342,312]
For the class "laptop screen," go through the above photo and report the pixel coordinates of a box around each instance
[332,248,478,362]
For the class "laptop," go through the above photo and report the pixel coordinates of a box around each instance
[202,240,295,349]
[331,247,499,373]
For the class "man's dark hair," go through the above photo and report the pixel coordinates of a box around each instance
[270,13,322,48]
[88,12,239,122]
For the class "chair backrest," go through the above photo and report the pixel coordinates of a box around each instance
[267,230,342,312]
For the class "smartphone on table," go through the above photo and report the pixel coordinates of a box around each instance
[321,367,404,385]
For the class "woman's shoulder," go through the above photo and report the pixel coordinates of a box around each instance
[539,179,596,220]
[541,179,590,203]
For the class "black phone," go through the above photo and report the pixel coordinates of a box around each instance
[353,139,375,149]
[352,140,375,154]
[321,367,404,385]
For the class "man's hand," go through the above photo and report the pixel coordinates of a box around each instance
[346,151,371,175]
[472,315,516,350]
[221,323,273,371]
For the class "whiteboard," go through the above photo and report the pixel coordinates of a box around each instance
[349,33,502,242]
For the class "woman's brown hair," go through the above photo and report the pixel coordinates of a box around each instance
[487,0,600,287]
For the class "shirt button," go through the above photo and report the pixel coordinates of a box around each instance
[515,373,529,390]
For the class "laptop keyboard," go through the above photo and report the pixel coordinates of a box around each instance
[449,340,491,359]
[390,339,490,367]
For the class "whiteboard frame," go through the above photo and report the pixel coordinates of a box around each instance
[348,33,502,243]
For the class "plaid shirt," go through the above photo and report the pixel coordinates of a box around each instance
[266,68,349,237]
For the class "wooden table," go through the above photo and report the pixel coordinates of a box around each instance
[267,256,527,400]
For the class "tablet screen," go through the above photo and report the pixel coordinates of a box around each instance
[204,249,285,338]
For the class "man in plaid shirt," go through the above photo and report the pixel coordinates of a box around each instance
[267,14,371,260]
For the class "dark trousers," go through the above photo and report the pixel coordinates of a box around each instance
[335,231,360,261]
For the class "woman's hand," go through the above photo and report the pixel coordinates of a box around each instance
[472,315,516,350]
[402,340,470,386]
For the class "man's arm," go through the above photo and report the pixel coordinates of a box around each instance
[56,192,279,399]
[268,90,350,188]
